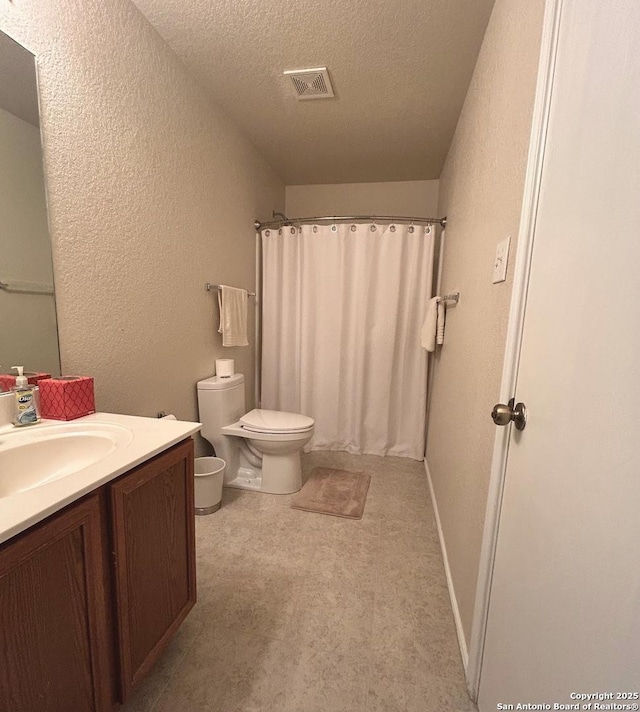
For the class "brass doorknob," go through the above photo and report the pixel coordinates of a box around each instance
[491,399,527,430]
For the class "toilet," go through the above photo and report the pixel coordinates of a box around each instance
[196,373,314,494]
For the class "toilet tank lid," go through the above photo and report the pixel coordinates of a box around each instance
[197,373,244,390]
[240,408,314,432]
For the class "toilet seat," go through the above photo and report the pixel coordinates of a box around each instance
[239,409,314,435]
[221,421,312,442]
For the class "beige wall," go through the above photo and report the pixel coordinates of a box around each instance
[285,180,439,218]
[426,0,545,647]
[0,1,284,440]
[0,107,60,377]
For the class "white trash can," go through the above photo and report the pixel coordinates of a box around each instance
[194,457,226,515]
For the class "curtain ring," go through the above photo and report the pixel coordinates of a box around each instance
[290,227,295,235]
[331,224,337,232]
[390,224,396,233]
[350,224,357,232]
[265,229,270,237]
[313,225,318,233]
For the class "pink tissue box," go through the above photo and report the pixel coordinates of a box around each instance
[0,372,51,393]
[39,376,96,421]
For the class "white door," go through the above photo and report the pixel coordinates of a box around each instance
[478,0,640,707]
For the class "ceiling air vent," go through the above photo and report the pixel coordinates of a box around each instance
[284,67,335,100]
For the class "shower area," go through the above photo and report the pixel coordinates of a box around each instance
[255,212,446,461]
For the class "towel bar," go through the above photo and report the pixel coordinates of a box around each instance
[205,283,256,297]
[438,291,460,304]
[0,280,54,295]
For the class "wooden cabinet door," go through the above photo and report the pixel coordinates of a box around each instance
[110,439,196,700]
[0,493,112,712]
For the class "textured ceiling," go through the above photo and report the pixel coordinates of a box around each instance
[131,0,495,184]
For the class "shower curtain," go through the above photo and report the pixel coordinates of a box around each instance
[260,222,434,459]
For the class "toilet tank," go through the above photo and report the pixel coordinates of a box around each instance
[196,373,245,445]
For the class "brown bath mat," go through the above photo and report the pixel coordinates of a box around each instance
[291,467,371,519]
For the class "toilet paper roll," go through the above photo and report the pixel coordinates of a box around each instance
[216,359,235,378]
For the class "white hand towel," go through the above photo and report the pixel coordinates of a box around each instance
[436,301,446,345]
[421,297,439,352]
[218,285,249,347]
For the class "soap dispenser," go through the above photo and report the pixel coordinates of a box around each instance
[11,366,41,426]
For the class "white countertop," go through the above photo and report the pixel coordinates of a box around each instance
[0,412,201,545]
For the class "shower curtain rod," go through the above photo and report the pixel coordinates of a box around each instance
[254,214,447,230]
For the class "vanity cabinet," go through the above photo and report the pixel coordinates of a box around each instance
[0,493,113,712]
[111,438,196,700]
[0,438,196,712]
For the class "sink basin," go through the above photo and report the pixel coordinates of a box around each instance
[0,411,200,547]
[0,423,134,497]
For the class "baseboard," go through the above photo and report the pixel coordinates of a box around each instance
[424,458,469,670]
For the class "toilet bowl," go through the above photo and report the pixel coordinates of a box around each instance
[196,374,314,494]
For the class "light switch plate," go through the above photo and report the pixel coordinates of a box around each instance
[493,235,511,284]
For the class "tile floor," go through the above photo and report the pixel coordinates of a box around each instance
[122,451,476,712]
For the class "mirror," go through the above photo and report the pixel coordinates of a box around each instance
[0,30,60,388]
